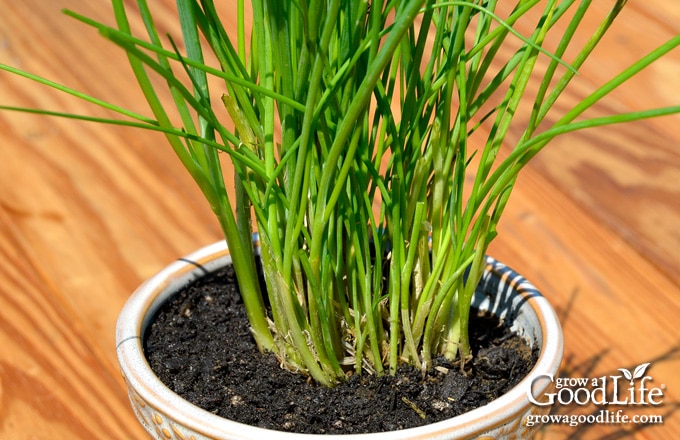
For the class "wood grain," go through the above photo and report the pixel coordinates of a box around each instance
[1,1,679,439]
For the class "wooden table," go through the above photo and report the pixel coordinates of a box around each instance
[1,1,679,438]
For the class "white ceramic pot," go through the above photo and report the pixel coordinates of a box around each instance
[116,240,563,439]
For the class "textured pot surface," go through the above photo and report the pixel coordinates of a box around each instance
[116,240,563,439]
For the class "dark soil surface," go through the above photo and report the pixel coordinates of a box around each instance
[144,263,537,435]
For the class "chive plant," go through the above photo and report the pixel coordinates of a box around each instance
[2,0,679,386]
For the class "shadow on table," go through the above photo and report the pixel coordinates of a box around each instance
[535,289,680,439]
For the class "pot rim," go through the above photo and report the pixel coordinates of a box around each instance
[116,240,563,439]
